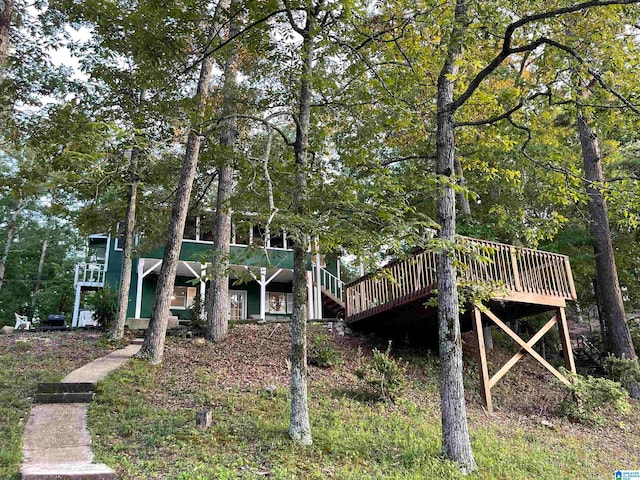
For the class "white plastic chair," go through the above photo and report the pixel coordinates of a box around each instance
[14,313,30,330]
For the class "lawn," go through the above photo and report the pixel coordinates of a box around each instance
[0,331,114,480]
[83,324,640,479]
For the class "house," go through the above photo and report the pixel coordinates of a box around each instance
[72,220,579,413]
[71,219,345,328]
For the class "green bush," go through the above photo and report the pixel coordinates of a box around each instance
[355,342,406,402]
[605,355,640,394]
[85,284,118,331]
[556,369,630,426]
[309,332,342,368]
[628,317,640,353]
[187,294,203,327]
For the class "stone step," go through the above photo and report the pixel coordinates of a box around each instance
[35,392,95,404]
[37,383,95,394]
[21,461,116,480]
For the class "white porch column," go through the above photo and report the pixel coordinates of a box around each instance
[307,271,314,321]
[259,267,267,320]
[200,264,207,321]
[134,258,144,319]
[314,249,322,320]
[71,284,82,327]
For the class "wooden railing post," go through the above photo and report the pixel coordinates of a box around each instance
[509,246,522,292]
[564,257,577,300]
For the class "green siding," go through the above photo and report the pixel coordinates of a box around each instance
[142,241,296,270]
[101,236,340,320]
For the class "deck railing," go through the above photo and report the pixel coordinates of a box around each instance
[344,237,576,321]
[74,262,106,286]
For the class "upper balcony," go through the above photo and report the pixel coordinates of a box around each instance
[74,262,106,287]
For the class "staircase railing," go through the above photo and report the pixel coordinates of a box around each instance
[577,334,604,363]
[312,264,345,304]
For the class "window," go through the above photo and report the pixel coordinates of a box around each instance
[270,229,285,249]
[115,223,125,250]
[252,225,265,246]
[171,286,197,309]
[233,222,250,245]
[183,216,197,240]
[200,214,214,241]
[228,290,247,320]
[269,292,287,313]
[267,292,293,314]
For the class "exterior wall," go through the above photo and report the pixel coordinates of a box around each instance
[92,234,342,320]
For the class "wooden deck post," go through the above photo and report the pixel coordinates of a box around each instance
[557,306,577,374]
[509,246,522,291]
[472,304,492,413]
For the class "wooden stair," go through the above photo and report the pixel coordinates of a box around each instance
[321,288,344,317]
[573,335,606,375]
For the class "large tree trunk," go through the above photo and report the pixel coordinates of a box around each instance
[435,0,476,473]
[111,146,139,340]
[205,0,239,343]
[577,111,639,397]
[288,10,314,448]
[0,0,12,67]
[455,158,471,217]
[29,238,48,321]
[0,198,21,290]
[136,46,216,365]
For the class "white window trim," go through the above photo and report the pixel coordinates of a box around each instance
[229,289,248,320]
[265,291,294,314]
[170,286,197,310]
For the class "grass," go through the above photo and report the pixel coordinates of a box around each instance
[2,326,638,479]
[85,326,640,479]
[0,331,113,479]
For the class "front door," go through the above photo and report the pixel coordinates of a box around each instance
[228,290,247,321]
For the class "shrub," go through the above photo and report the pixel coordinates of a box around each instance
[85,284,118,331]
[187,294,204,328]
[628,317,640,353]
[355,341,406,402]
[605,355,640,394]
[556,369,630,426]
[308,333,342,368]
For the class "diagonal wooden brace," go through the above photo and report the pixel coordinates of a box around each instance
[483,309,571,386]
[489,315,558,388]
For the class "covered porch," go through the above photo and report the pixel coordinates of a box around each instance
[132,259,325,322]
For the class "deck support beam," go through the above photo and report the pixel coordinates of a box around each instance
[472,305,492,413]
[472,303,576,413]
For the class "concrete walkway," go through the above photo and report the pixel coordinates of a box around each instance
[21,343,141,480]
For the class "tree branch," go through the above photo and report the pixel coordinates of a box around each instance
[453,0,640,110]
[205,112,297,146]
[455,91,548,127]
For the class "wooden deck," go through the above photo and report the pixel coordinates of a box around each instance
[344,236,576,324]
[342,236,578,413]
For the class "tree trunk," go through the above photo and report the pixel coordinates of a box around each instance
[136,44,216,365]
[578,111,639,398]
[435,0,476,473]
[205,0,239,343]
[288,10,314,448]
[29,238,48,321]
[0,0,13,67]
[593,277,609,351]
[111,146,139,340]
[0,198,21,290]
[455,158,471,217]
